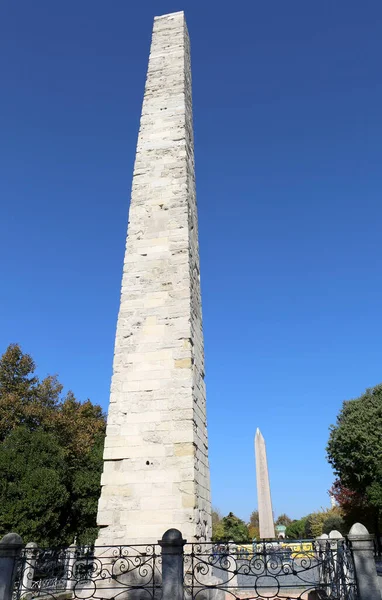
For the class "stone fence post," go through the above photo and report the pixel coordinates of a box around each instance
[329,529,344,567]
[65,543,77,591]
[159,529,186,600]
[348,522,381,600]
[21,542,38,597]
[0,533,23,600]
[315,533,329,554]
[315,534,329,589]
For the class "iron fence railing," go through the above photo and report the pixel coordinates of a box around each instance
[14,544,162,600]
[183,540,357,600]
[11,538,359,600]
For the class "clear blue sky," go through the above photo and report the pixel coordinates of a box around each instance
[1,0,382,523]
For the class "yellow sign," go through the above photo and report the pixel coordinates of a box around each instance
[280,541,315,559]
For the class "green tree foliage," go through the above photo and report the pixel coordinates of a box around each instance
[275,514,292,527]
[0,345,62,440]
[212,520,226,541]
[211,507,223,540]
[327,383,382,533]
[249,511,259,528]
[285,508,346,539]
[305,508,342,538]
[0,344,106,546]
[248,510,260,539]
[322,514,347,535]
[305,512,324,538]
[212,512,250,543]
[285,518,308,539]
[212,507,222,527]
[0,428,69,545]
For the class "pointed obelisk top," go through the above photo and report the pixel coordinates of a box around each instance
[154,10,185,19]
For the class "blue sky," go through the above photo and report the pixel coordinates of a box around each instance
[1,0,382,522]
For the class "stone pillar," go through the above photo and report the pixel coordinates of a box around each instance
[21,542,38,597]
[316,533,329,546]
[65,544,77,591]
[0,533,23,600]
[328,529,343,540]
[96,11,211,545]
[254,429,275,539]
[348,522,380,600]
[158,529,186,600]
[328,530,345,597]
[315,533,330,592]
[329,529,344,555]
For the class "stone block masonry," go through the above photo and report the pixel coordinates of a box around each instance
[96,11,212,545]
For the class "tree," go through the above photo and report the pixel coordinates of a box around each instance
[275,514,292,527]
[212,507,222,527]
[305,512,323,538]
[327,383,382,536]
[0,344,62,441]
[285,518,307,539]
[212,520,226,541]
[53,392,105,458]
[248,510,260,540]
[0,427,69,545]
[305,509,337,538]
[212,512,249,543]
[70,436,105,544]
[330,480,375,533]
[284,508,345,539]
[0,344,106,546]
[322,513,347,535]
[249,510,259,528]
[211,507,223,540]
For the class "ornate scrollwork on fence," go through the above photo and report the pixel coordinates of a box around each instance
[184,540,358,600]
[15,544,161,600]
[13,538,358,600]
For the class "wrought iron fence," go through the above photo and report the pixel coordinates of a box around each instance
[11,538,358,600]
[183,540,358,600]
[14,544,161,600]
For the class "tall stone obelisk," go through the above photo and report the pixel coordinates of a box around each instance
[96,11,211,545]
[255,428,275,539]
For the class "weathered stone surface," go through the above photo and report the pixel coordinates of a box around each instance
[255,429,275,539]
[0,533,23,600]
[96,11,211,545]
[348,523,381,600]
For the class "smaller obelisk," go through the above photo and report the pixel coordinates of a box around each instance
[255,428,275,539]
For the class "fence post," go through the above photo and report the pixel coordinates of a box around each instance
[0,533,23,600]
[159,529,186,600]
[348,522,380,600]
[315,534,329,589]
[329,529,344,563]
[65,543,77,591]
[21,542,38,597]
[329,529,343,542]
[328,530,345,597]
[316,533,329,551]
